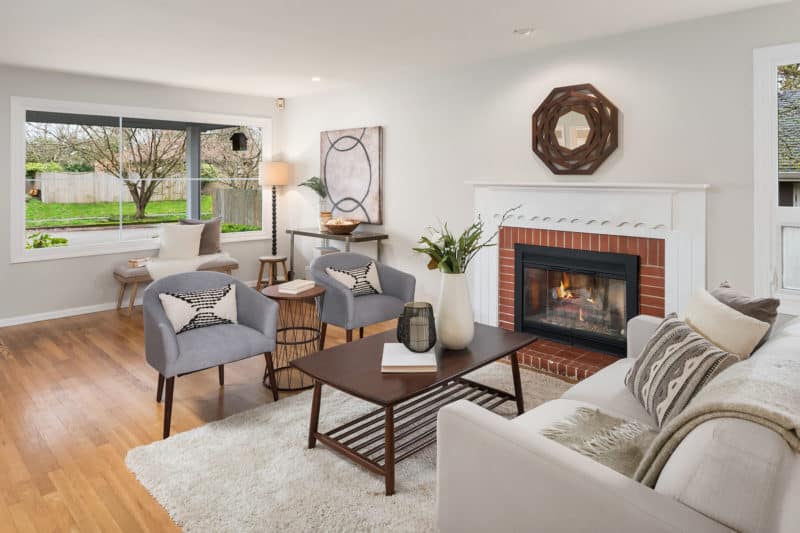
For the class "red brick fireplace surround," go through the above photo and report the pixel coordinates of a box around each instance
[498,227,666,381]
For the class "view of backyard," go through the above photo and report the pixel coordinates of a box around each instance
[23,112,264,249]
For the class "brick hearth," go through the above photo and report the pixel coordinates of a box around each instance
[498,227,666,382]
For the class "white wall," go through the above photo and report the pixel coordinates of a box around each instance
[281,1,800,307]
[0,65,285,322]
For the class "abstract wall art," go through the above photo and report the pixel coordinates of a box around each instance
[320,126,383,224]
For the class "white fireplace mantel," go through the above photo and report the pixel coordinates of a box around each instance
[469,181,709,326]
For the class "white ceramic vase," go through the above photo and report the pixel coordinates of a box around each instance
[437,273,475,350]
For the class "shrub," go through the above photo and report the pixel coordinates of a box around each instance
[221,223,260,233]
[25,232,68,249]
[25,161,63,177]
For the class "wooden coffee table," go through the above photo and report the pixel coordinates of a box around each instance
[291,323,536,495]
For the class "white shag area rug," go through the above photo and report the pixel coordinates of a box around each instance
[126,363,570,532]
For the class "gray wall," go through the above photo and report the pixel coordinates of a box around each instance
[0,65,286,322]
[281,1,800,307]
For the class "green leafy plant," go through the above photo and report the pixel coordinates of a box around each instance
[25,232,68,249]
[413,206,519,274]
[298,176,328,198]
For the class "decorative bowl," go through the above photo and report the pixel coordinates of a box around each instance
[324,219,361,235]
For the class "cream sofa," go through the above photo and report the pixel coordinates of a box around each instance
[436,315,800,533]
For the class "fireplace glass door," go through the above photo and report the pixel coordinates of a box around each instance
[523,268,627,344]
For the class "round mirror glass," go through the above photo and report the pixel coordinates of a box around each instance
[555,111,590,150]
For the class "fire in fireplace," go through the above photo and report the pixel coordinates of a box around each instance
[515,245,639,355]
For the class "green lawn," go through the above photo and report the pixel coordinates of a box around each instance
[26,196,259,233]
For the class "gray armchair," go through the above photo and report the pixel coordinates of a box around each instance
[143,271,279,438]
[310,252,415,345]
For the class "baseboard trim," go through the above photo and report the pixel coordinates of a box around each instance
[0,279,260,328]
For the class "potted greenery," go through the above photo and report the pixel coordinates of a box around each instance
[298,176,332,230]
[413,206,518,349]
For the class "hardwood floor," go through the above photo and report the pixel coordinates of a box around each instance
[0,309,396,532]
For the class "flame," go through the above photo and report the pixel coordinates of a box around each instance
[579,308,584,321]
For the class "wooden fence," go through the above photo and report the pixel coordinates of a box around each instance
[35,172,187,203]
[212,189,262,227]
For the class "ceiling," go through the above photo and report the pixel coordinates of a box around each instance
[0,0,787,98]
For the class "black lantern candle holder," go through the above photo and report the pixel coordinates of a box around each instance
[397,302,436,353]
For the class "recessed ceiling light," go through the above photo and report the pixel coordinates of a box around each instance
[513,28,535,37]
[311,77,321,82]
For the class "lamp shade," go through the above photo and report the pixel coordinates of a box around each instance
[261,161,290,186]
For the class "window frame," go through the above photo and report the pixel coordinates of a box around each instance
[754,43,800,313]
[10,96,273,263]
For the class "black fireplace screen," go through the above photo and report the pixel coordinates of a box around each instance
[515,245,639,355]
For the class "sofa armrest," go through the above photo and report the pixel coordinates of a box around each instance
[627,314,662,359]
[436,400,731,533]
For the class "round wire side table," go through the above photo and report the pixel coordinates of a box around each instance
[261,284,326,391]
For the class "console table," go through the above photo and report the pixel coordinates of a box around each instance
[285,227,389,279]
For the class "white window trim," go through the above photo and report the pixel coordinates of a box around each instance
[754,43,800,313]
[10,96,273,263]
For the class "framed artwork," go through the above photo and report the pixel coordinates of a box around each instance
[320,126,383,224]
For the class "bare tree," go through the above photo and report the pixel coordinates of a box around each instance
[46,125,186,219]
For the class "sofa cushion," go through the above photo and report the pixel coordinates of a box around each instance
[654,417,798,533]
[711,281,779,346]
[114,256,240,281]
[625,314,740,427]
[682,289,770,357]
[561,359,653,426]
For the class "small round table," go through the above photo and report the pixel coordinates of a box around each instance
[261,284,326,391]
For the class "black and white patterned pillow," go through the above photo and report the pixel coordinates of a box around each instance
[325,262,383,297]
[625,314,740,427]
[158,284,238,334]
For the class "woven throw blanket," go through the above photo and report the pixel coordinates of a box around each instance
[541,408,658,478]
[146,253,229,280]
[635,347,800,487]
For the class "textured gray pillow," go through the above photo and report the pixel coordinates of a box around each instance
[625,314,740,427]
[180,217,222,255]
[710,281,779,345]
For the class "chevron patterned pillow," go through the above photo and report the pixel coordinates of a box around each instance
[625,314,741,427]
[159,284,238,334]
[325,262,383,297]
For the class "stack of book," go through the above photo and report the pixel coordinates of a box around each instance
[381,343,437,373]
[278,279,315,295]
[128,257,150,268]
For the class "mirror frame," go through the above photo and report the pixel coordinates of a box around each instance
[531,84,619,175]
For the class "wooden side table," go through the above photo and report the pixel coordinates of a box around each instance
[256,255,288,290]
[261,284,326,391]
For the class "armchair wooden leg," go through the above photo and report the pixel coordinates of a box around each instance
[128,282,139,311]
[346,329,353,342]
[218,365,224,386]
[265,352,279,402]
[320,322,328,350]
[163,377,175,439]
[359,327,364,339]
[156,373,165,403]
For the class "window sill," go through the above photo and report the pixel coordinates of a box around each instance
[11,232,270,264]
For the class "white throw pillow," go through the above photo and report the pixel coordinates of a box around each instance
[158,224,204,259]
[681,289,770,357]
[159,284,237,334]
[325,262,383,296]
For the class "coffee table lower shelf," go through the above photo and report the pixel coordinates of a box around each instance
[308,377,518,495]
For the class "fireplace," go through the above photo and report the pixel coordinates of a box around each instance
[514,244,639,356]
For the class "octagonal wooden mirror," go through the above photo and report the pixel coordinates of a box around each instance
[531,84,619,175]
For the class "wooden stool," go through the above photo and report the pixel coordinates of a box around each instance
[256,256,288,290]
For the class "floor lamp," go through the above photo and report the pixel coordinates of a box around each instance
[261,161,290,256]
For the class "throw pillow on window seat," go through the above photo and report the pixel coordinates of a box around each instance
[180,217,222,255]
[158,224,204,259]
